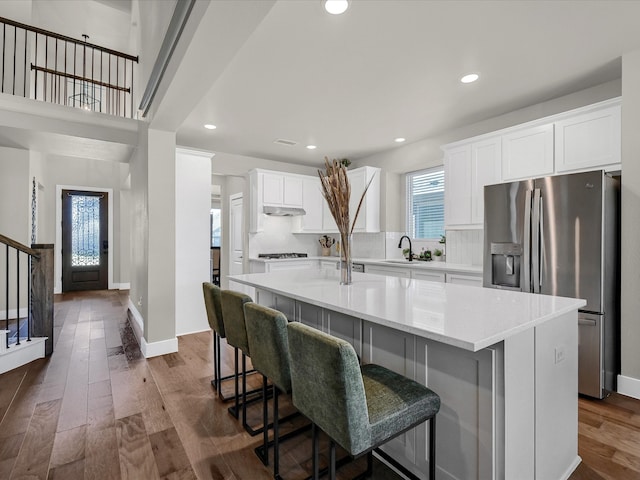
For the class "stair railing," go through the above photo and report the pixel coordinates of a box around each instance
[0,234,54,356]
[0,16,138,118]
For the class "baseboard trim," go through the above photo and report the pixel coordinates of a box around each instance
[126,301,178,358]
[127,300,144,345]
[177,327,211,337]
[617,375,640,400]
[141,336,178,358]
[117,283,131,290]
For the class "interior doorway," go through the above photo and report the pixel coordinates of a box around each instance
[229,193,243,276]
[61,189,108,291]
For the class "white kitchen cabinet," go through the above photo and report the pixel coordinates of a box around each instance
[502,124,554,181]
[262,173,284,205]
[366,265,411,279]
[412,270,445,283]
[298,177,324,232]
[445,137,500,228]
[471,137,502,224]
[555,103,621,173]
[265,260,317,272]
[444,145,472,227]
[446,272,482,287]
[319,259,338,270]
[250,169,306,233]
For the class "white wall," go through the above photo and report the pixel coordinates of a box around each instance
[0,146,30,312]
[175,148,212,336]
[31,153,129,289]
[620,50,640,396]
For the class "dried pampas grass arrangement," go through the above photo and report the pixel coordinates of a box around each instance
[318,157,375,283]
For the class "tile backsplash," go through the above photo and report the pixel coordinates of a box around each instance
[445,229,483,266]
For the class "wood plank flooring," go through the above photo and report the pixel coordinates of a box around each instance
[0,289,638,479]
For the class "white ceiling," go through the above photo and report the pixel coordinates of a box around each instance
[176,0,640,167]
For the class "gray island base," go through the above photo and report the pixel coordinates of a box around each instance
[229,269,586,480]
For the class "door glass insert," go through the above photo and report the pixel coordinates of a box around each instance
[71,194,101,266]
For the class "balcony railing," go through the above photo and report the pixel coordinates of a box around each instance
[0,16,138,118]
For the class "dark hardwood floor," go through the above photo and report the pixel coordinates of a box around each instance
[0,290,638,479]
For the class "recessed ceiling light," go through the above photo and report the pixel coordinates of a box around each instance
[395,137,406,143]
[324,0,349,15]
[204,124,217,130]
[306,145,317,150]
[460,73,479,84]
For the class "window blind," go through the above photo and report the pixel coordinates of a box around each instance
[406,167,445,239]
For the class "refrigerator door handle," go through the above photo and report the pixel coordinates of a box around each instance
[539,197,545,289]
[523,189,532,292]
[532,188,541,294]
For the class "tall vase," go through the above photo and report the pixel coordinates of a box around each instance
[339,233,352,285]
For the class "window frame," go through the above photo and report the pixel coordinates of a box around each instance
[405,166,445,240]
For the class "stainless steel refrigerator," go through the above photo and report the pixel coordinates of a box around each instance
[483,170,619,399]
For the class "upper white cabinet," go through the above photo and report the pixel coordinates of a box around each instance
[442,98,621,229]
[298,177,324,233]
[444,136,501,228]
[252,167,381,234]
[349,166,381,233]
[502,124,554,181]
[471,137,502,224]
[444,145,472,227]
[554,103,621,173]
[261,172,303,207]
[250,169,305,233]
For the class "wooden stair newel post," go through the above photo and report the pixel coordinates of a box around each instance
[31,244,54,356]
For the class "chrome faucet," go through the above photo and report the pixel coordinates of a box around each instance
[398,235,413,261]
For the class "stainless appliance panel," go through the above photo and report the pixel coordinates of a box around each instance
[483,179,534,289]
[578,312,604,399]
[536,171,603,312]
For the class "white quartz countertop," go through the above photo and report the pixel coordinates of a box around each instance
[249,256,482,275]
[230,269,585,352]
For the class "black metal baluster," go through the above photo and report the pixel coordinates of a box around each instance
[12,25,16,95]
[5,244,8,349]
[73,42,76,107]
[130,58,134,118]
[64,40,67,105]
[44,35,47,101]
[123,58,126,117]
[27,254,31,342]
[2,23,6,93]
[116,56,119,116]
[54,37,58,104]
[15,249,20,346]
[33,32,37,100]
[100,51,103,113]
[91,46,95,111]
[22,28,26,97]
[108,53,111,115]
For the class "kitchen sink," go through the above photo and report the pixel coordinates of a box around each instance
[381,259,413,264]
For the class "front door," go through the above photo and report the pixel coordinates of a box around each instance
[62,190,108,291]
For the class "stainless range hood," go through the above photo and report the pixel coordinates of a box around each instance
[263,206,306,216]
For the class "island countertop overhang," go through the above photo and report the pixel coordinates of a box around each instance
[229,269,586,352]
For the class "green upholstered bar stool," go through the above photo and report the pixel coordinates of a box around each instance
[220,289,266,436]
[245,303,308,479]
[202,282,234,399]
[287,322,441,480]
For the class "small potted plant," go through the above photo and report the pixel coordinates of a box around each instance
[433,248,443,261]
[402,248,411,260]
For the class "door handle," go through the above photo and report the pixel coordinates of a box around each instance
[532,189,541,294]
[523,190,532,292]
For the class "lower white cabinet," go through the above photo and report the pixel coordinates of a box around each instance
[446,273,483,287]
[366,265,411,278]
[319,259,338,270]
[412,270,445,283]
[265,260,317,272]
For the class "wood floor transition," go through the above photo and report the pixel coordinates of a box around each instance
[0,289,638,479]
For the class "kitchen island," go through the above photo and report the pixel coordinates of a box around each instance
[229,269,585,480]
